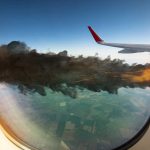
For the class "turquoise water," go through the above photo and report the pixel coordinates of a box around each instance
[0,83,149,150]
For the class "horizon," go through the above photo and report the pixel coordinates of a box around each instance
[0,0,150,64]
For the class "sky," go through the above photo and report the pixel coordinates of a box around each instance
[0,0,150,64]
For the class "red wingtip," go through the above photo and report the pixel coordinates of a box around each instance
[88,26,103,43]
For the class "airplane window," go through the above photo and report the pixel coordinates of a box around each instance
[0,1,150,149]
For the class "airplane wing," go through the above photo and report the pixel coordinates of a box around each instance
[88,26,150,53]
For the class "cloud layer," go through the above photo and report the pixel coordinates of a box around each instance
[0,41,150,98]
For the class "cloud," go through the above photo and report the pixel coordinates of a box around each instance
[7,41,30,54]
[0,41,30,59]
[0,41,150,98]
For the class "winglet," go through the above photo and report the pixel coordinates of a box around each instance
[88,26,104,43]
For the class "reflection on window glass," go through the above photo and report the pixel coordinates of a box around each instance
[0,42,149,150]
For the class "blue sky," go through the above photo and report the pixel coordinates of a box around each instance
[0,0,150,64]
